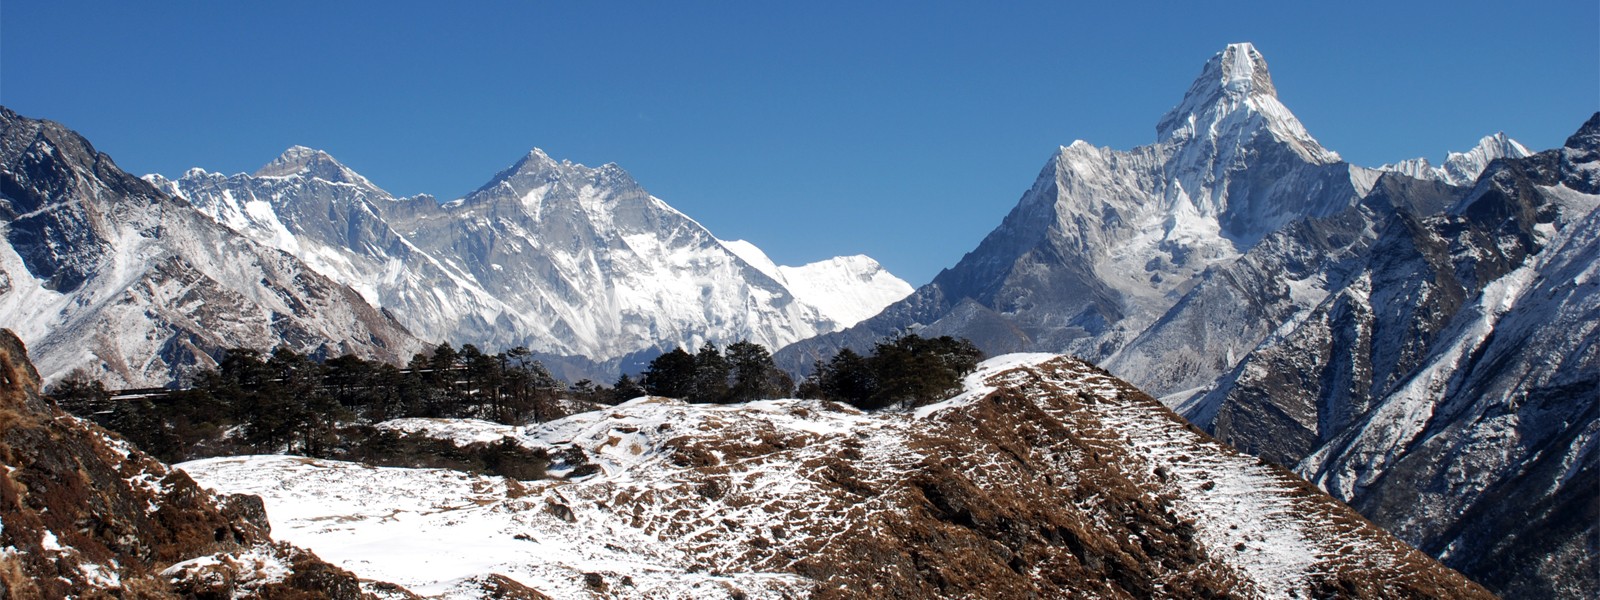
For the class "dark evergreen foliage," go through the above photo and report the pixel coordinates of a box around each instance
[641,340,792,403]
[803,335,983,410]
[611,373,647,403]
[641,347,696,398]
[726,340,794,403]
[48,341,580,464]
[692,342,732,403]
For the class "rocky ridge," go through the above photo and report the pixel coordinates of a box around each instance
[1205,115,1600,599]
[772,43,1589,598]
[776,43,1379,374]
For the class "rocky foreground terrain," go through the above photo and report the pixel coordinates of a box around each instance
[180,354,1491,598]
[0,329,389,598]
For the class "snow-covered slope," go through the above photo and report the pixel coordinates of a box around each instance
[181,354,1491,599]
[158,148,910,367]
[0,328,385,598]
[0,107,420,388]
[770,43,1586,597]
[146,148,534,363]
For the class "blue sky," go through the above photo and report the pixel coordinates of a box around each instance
[3,1,1595,285]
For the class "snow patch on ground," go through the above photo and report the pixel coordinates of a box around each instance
[181,355,1421,598]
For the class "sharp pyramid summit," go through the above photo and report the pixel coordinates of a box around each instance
[781,42,1372,371]
[1157,42,1339,166]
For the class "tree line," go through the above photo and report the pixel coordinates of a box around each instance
[637,340,794,404]
[636,334,983,411]
[50,335,981,464]
[51,343,589,462]
[796,334,983,410]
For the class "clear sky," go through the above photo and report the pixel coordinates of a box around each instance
[3,1,1595,286]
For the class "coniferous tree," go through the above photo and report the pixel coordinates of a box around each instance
[867,335,981,409]
[725,340,791,402]
[642,348,696,399]
[611,373,646,403]
[425,342,460,416]
[266,347,342,456]
[817,348,877,407]
[49,369,112,420]
[692,342,730,403]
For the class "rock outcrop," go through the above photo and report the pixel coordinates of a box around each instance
[0,329,386,597]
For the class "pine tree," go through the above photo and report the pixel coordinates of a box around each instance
[612,373,646,403]
[819,348,877,407]
[726,340,791,402]
[48,368,112,420]
[691,342,731,403]
[867,335,981,408]
[642,347,696,399]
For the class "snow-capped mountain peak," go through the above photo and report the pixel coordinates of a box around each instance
[1157,42,1338,165]
[140,141,916,372]
[1380,132,1533,186]
[253,145,382,191]
[469,147,644,214]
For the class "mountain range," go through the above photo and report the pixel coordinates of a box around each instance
[0,41,1593,599]
[1,109,910,388]
[0,107,418,388]
[148,145,910,381]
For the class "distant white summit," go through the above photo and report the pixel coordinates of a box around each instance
[718,239,912,328]
[253,145,383,189]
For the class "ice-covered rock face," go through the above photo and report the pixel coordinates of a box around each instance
[1194,114,1600,598]
[0,107,420,388]
[779,42,1367,373]
[382,147,840,360]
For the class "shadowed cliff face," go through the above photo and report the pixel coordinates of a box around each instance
[0,329,384,598]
